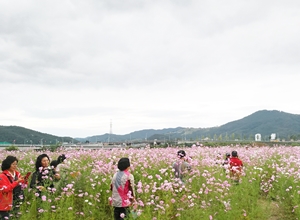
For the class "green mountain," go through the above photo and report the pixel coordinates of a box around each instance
[2,110,300,144]
[211,110,300,141]
[77,110,300,142]
[0,126,77,145]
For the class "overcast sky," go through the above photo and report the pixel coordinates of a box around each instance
[0,0,299,138]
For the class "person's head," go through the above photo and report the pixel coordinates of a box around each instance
[231,151,238,157]
[177,150,186,159]
[35,154,50,171]
[226,153,230,158]
[117,158,130,171]
[1,156,18,172]
[50,160,58,169]
[57,154,66,164]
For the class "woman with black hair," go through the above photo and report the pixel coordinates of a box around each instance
[30,154,59,193]
[111,158,136,220]
[57,154,66,164]
[0,156,25,220]
[172,150,191,184]
[229,151,243,184]
[48,154,68,192]
[55,154,67,175]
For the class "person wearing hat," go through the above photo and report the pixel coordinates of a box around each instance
[172,150,191,184]
[229,151,243,184]
[110,158,135,220]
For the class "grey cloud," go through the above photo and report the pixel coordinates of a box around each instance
[0,0,299,136]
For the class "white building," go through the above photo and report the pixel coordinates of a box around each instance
[255,134,261,141]
[270,133,276,141]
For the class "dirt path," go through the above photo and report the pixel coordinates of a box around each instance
[258,199,286,220]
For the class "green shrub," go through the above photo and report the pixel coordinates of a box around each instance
[5,145,19,151]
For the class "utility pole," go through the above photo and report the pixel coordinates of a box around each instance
[108,119,112,144]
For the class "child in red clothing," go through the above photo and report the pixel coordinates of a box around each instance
[229,151,243,184]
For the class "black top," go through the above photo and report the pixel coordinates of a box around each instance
[29,167,55,189]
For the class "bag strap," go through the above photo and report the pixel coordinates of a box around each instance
[4,173,13,183]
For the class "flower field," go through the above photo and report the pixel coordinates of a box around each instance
[1,145,300,220]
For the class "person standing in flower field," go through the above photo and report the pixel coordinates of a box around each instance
[51,154,68,178]
[222,152,231,170]
[172,150,191,184]
[55,154,67,174]
[30,154,60,193]
[110,158,136,220]
[229,150,243,184]
[0,156,26,220]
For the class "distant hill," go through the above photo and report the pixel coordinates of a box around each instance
[2,110,300,144]
[0,126,77,145]
[76,110,300,142]
[212,110,300,140]
[75,127,187,143]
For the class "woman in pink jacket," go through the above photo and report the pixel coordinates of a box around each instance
[0,156,25,220]
[110,158,135,220]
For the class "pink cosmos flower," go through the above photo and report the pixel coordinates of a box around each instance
[138,200,144,207]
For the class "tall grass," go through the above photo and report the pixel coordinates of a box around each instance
[1,146,299,219]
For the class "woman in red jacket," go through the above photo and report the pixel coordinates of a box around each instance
[0,156,24,220]
[229,151,243,184]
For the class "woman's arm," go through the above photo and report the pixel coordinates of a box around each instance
[0,174,20,192]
